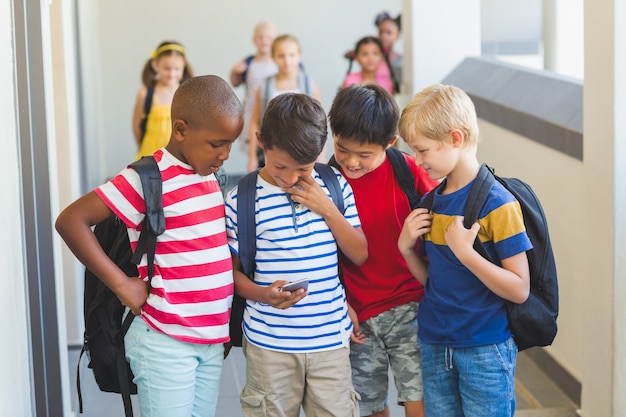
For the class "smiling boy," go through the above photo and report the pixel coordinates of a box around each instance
[328,84,437,417]
[225,93,367,417]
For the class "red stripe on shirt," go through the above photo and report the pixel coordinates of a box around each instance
[154,257,233,280]
[143,304,231,327]
[150,283,234,304]
[163,181,221,207]
[165,206,226,229]
[155,233,229,254]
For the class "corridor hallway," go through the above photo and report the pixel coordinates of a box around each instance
[69,346,579,416]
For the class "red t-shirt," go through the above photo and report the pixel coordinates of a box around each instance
[340,153,438,322]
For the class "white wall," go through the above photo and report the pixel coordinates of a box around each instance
[0,0,35,415]
[402,0,481,95]
[481,0,542,43]
[78,0,402,186]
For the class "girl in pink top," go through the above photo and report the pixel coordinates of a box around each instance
[343,36,396,95]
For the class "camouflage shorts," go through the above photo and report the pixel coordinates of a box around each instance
[350,302,423,415]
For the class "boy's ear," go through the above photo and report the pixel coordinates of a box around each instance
[172,120,186,142]
[450,129,464,148]
[385,135,399,149]
[256,131,265,150]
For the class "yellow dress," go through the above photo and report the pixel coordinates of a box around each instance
[135,97,172,160]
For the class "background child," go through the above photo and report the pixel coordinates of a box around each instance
[247,34,322,172]
[328,84,437,417]
[132,40,194,160]
[229,21,278,152]
[225,93,366,417]
[57,75,243,417]
[375,11,402,89]
[343,36,395,95]
[397,83,531,416]
[343,11,402,94]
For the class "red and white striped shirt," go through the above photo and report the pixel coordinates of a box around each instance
[95,149,233,344]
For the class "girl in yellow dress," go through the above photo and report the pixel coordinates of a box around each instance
[132,41,194,160]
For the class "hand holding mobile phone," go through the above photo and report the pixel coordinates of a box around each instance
[280,278,309,292]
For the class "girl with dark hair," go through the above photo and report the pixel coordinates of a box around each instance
[375,11,403,92]
[343,36,397,95]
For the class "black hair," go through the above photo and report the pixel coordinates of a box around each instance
[374,11,401,32]
[172,75,242,129]
[328,84,399,147]
[260,94,327,164]
[345,36,399,94]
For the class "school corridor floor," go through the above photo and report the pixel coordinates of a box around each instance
[68,345,579,416]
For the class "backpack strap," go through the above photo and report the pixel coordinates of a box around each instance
[214,167,228,196]
[314,163,344,213]
[464,163,495,260]
[261,76,274,121]
[237,170,260,277]
[118,312,135,417]
[242,54,255,84]
[299,71,312,96]
[139,87,154,142]
[129,156,165,280]
[386,147,421,209]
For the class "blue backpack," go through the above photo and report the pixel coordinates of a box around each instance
[419,164,559,351]
[228,163,344,347]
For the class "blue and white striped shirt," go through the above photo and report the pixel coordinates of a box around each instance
[225,168,361,352]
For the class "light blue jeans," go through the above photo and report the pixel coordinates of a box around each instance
[419,337,517,417]
[124,316,225,417]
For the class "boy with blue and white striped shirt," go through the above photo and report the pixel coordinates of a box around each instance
[225,93,367,417]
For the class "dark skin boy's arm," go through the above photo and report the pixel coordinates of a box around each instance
[55,191,149,315]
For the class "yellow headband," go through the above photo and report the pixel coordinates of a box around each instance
[151,44,186,59]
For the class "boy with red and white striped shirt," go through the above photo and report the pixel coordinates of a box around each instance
[56,75,243,417]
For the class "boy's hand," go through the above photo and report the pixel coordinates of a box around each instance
[347,303,365,344]
[445,216,480,259]
[117,277,149,316]
[283,176,335,217]
[264,280,308,309]
[398,208,432,253]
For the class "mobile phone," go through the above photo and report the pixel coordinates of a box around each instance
[280,278,309,292]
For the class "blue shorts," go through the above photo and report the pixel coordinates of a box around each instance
[124,315,224,417]
[419,337,517,417]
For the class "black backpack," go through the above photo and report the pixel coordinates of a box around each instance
[138,87,155,142]
[420,164,559,351]
[78,156,165,417]
[228,163,344,347]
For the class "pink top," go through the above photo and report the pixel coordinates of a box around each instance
[343,69,394,94]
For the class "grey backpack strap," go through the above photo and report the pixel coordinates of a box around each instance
[299,72,312,96]
[261,76,274,119]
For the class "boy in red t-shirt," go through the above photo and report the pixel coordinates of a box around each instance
[328,84,438,417]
